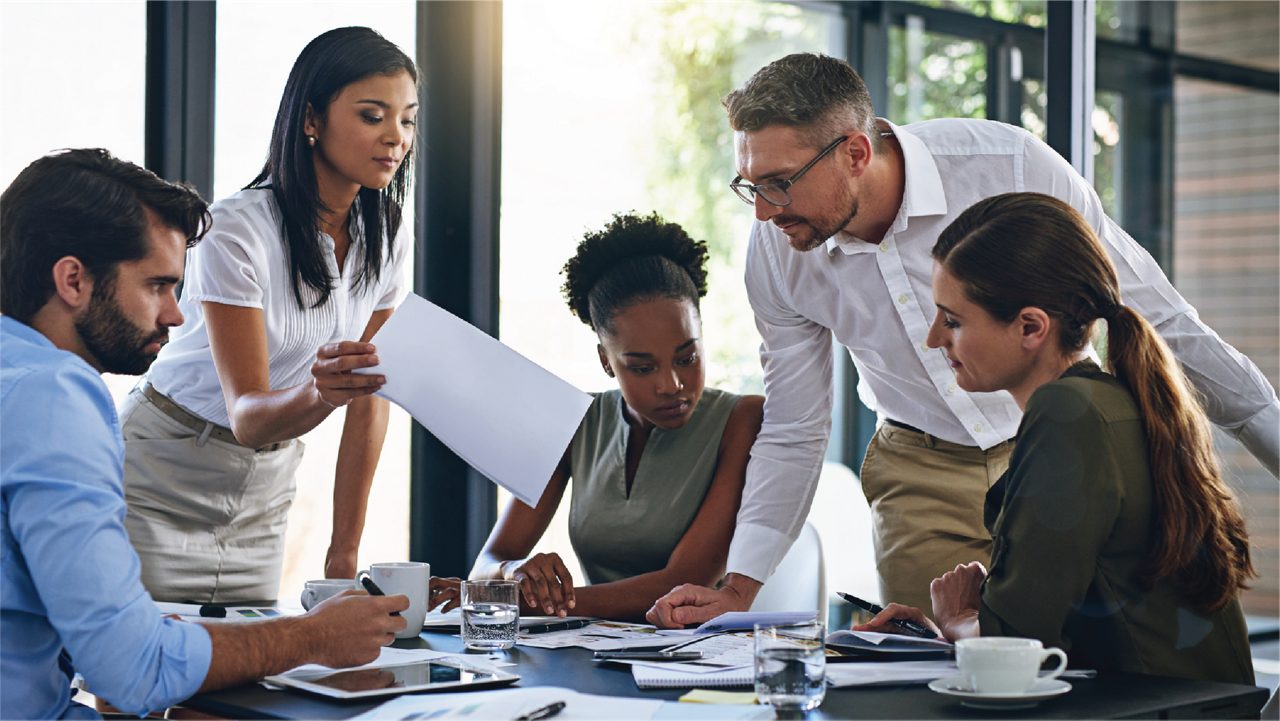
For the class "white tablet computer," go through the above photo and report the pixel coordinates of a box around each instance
[265,659,520,700]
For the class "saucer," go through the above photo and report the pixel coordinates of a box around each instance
[928,675,1072,710]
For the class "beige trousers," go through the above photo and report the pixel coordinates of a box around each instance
[120,387,303,603]
[859,424,1013,613]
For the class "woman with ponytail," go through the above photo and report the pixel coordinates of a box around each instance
[462,212,763,621]
[857,192,1254,684]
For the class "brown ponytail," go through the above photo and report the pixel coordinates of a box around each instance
[934,192,1254,613]
[1106,306,1254,610]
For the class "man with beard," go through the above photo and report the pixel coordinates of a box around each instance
[1,149,408,719]
[647,53,1278,625]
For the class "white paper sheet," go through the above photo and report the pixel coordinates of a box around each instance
[825,660,959,687]
[516,621,671,650]
[367,293,593,505]
[354,686,771,721]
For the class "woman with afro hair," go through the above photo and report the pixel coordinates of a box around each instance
[467,212,763,621]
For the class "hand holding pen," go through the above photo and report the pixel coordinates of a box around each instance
[838,592,941,639]
[358,573,402,617]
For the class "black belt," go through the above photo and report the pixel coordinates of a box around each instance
[140,382,289,453]
[884,418,926,434]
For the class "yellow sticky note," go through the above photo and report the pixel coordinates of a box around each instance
[679,689,759,705]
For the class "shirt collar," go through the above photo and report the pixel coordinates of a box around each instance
[824,118,949,255]
[1,315,56,349]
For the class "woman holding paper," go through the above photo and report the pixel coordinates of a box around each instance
[461,212,763,622]
[119,27,415,602]
[855,193,1254,684]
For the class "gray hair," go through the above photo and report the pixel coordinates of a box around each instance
[723,53,880,150]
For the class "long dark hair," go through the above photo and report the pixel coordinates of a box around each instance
[933,192,1254,613]
[248,26,416,309]
[560,212,709,335]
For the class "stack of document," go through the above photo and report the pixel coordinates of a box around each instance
[825,630,954,660]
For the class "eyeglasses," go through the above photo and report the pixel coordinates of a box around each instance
[730,136,849,207]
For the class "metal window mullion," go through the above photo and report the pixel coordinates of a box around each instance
[1045,0,1096,182]
[144,0,215,200]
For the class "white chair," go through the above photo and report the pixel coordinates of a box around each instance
[750,521,827,626]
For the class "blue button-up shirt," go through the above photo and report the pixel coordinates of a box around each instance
[1,317,212,719]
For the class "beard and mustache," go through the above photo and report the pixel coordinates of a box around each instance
[773,186,860,252]
[76,275,170,376]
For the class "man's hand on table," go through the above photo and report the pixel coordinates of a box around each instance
[645,573,762,629]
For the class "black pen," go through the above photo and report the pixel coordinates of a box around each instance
[513,701,565,721]
[522,618,591,635]
[358,574,402,617]
[837,591,938,639]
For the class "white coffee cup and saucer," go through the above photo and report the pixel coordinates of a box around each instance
[928,637,1072,710]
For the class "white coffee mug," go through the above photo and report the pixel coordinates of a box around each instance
[955,637,1068,694]
[299,579,358,611]
[358,562,430,639]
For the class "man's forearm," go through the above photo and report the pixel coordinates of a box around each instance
[198,617,312,692]
[719,573,764,610]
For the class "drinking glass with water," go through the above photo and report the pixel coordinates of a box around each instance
[754,621,826,711]
[461,580,519,650]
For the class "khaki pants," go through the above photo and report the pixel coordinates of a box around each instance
[859,424,1012,613]
[120,387,303,603]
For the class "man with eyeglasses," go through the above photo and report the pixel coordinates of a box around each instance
[646,52,1278,626]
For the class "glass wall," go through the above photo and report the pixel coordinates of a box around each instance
[497,0,870,597]
[1172,76,1280,616]
[0,0,147,403]
[214,2,416,601]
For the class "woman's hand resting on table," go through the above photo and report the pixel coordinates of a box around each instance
[501,552,576,617]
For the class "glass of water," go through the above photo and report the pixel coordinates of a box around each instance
[461,580,519,651]
[753,621,826,711]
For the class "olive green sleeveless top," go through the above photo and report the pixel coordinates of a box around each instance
[568,388,739,585]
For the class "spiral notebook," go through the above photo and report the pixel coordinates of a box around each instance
[632,664,754,689]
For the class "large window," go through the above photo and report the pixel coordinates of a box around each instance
[497,0,862,594]
[1173,73,1279,616]
[214,2,416,601]
[0,1,146,404]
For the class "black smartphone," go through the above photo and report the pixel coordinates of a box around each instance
[592,650,704,661]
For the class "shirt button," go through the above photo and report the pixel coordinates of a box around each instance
[897,294,909,305]
[919,341,930,352]
[879,241,891,253]
[973,423,984,433]
[947,383,958,394]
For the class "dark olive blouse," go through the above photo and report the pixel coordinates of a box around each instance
[978,361,1254,685]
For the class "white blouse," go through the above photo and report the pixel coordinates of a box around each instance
[147,187,409,427]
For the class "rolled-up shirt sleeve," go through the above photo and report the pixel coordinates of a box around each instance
[5,366,212,716]
[1025,133,1279,476]
[727,222,835,582]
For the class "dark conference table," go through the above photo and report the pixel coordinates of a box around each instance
[183,631,1269,719]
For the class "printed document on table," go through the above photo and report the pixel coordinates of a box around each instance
[517,621,673,650]
[367,293,593,505]
[355,686,770,721]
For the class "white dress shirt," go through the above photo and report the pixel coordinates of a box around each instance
[146,188,409,427]
[729,117,1280,583]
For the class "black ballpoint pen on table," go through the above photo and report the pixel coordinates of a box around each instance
[513,700,566,721]
[358,574,402,616]
[837,591,938,639]
[522,618,592,635]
